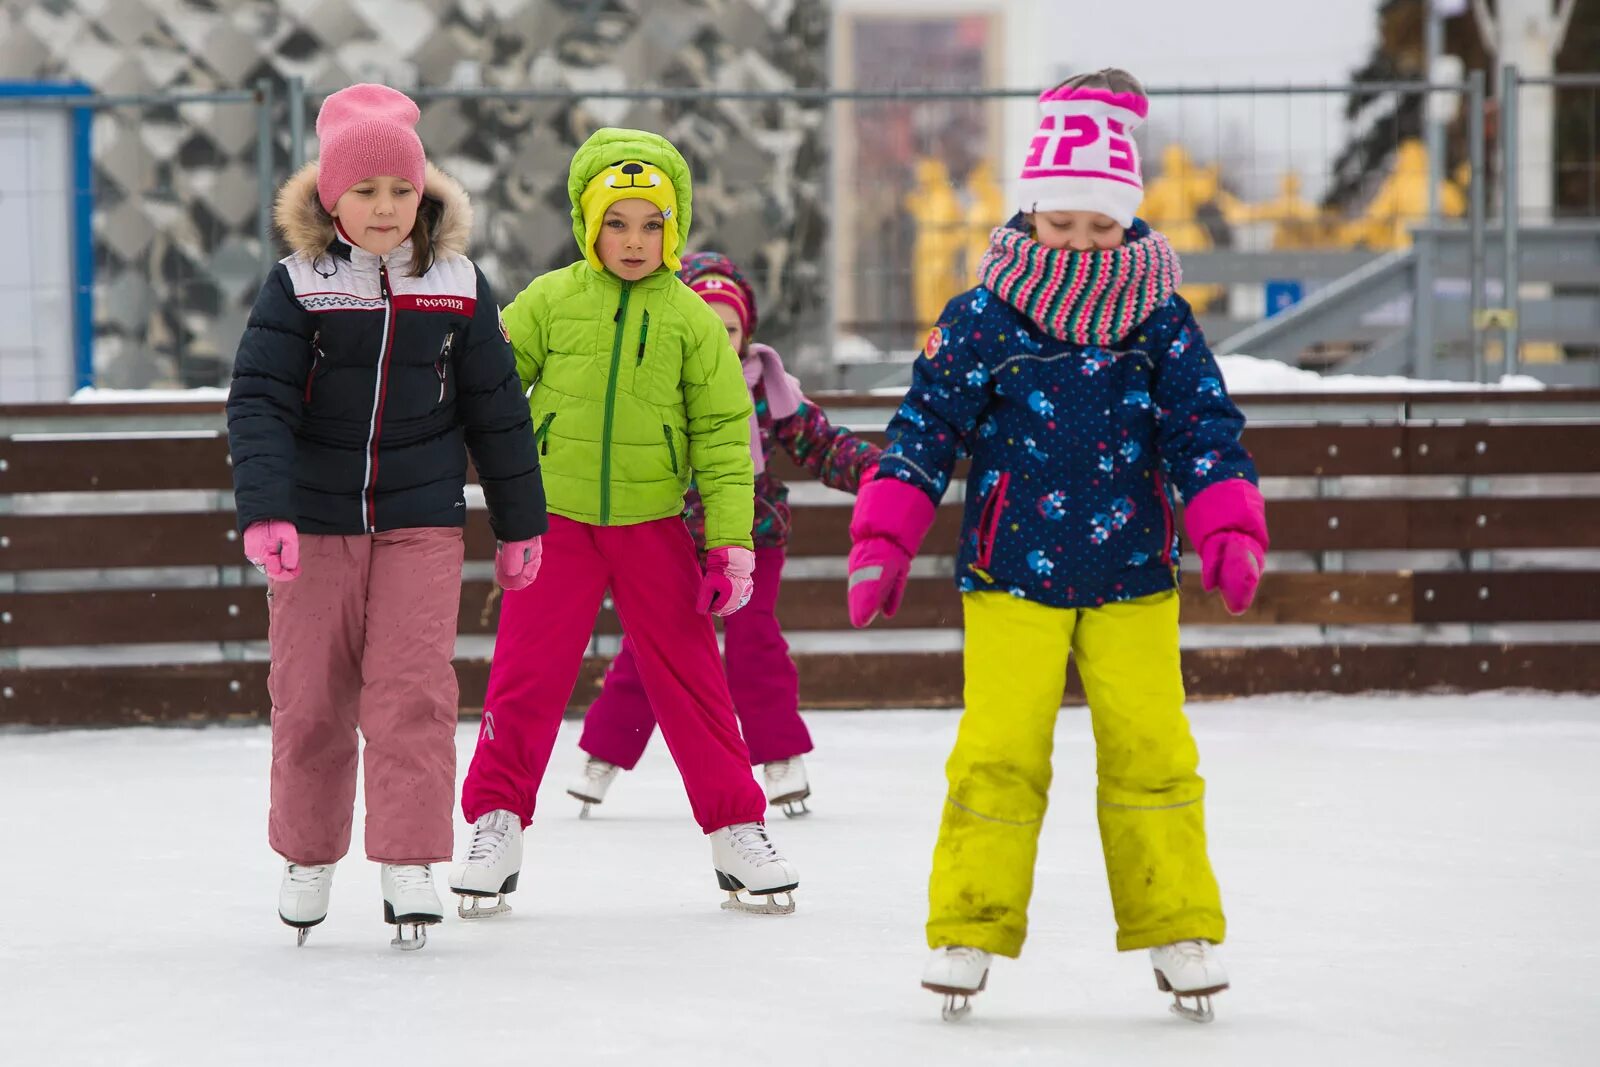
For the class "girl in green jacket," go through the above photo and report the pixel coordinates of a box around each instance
[452,128,799,917]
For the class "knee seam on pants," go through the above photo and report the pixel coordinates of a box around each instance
[946,796,1043,826]
[1098,796,1201,812]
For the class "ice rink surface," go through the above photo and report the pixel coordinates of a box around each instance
[1,693,1595,1065]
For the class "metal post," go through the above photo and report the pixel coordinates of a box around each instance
[1500,63,1521,376]
[255,77,276,281]
[287,76,306,170]
[1468,69,1487,383]
[1415,7,1444,377]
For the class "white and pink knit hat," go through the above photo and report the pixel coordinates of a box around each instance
[1016,84,1147,227]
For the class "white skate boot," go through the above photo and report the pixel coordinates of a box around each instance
[1150,939,1229,1022]
[921,946,992,1021]
[710,822,798,915]
[278,861,335,947]
[381,864,443,951]
[567,756,621,818]
[449,809,522,919]
[763,756,811,818]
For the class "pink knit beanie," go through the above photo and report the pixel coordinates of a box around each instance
[1017,83,1147,227]
[315,84,427,211]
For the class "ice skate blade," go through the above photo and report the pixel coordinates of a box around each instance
[720,889,797,915]
[779,798,812,818]
[1168,995,1214,1023]
[390,924,431,951]
[296,927,309,947]
[567,789,601,819]
[1155,971,1225,1023]
[455,894,511,919]
[939,994,972,1022]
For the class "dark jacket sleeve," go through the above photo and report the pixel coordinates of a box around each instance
[226,264,314,534]
[456,266,548,542]
[875,296,993,506]
[773,399,883,494]
[1148,296,1260,502]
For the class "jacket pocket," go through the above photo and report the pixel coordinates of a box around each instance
[535,412,556,455]
[974,472,1010,569]
[662,424,679,474]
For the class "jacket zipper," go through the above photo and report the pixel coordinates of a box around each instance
[1155,470,1177,568]
[435,331,454,403]
[535,412,556,455]
[600,282,632,524]
[302,334,323,403]
[362,264,397,532]
[636,310,650,364]
[974,472,1010,569]
[662,424,678,474]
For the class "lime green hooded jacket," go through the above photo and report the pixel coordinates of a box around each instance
[500,128,755,549]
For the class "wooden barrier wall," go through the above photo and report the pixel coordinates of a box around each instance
[3,391,1599,725]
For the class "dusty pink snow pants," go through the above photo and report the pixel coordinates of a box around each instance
[461,514,767,834]
[579,545,811,768]
[266,528,463,866]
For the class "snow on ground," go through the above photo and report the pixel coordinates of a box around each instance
[1,694,1596,1066]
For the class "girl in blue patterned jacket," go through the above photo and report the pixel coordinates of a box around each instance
[846,69,1270,1022]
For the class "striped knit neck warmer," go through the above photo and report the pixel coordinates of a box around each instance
[976,215,1182,345]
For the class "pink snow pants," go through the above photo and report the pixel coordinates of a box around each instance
[266,527,464,866]
[461,514,767,834]
[580,545,811,769]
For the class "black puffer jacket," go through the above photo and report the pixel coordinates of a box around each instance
[227,162,546,541]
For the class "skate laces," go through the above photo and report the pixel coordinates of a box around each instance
[767,758,798,784]
[466,812,514,863]
[727,823,780,867]
[388,864,432,892]
[583,758,617,782]
[285,863,328,889]
[1165,939,1210,962]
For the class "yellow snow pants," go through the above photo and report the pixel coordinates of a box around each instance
[927,590,1224,957]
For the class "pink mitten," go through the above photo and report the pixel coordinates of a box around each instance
[243,520,301,581]
[847,476,938,628]
[1183,479,1270,616]
[495,536,543,592]
[697,546,756,617]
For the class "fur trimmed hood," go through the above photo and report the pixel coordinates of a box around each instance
[273,161,473,260]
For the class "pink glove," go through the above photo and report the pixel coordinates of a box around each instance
[495,536,543,592]
[847,476,938,628]
[697,546,755,617]
[1183,479,1270,616]
[243,520,301,581]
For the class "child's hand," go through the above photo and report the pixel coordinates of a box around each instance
[697,546,755,617]
[1200,533,1264,615]
[846,476,937,628]
[1182,480,1269,616]
[846,538,911,628]
[243,520,301,581]
[495,536,543,592]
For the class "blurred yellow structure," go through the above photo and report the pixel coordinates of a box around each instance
[1341,139,1466,250]
[905,158,965,332]
[1221,173,1336,250]
[1140,145,1226,310]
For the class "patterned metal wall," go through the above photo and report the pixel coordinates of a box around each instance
[0,0,829,389]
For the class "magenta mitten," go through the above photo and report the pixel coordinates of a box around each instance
[243,520,301,581]
[847,476,938,628]
[697,545,756,617]
[494,536,543,592]
[1183,479,1270,615]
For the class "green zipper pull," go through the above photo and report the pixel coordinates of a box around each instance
[636,310,650,363]
[536,412,556,455]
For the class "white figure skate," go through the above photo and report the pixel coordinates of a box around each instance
[449,809,522,918]
[710,822,798,914]
[763,756,811,818]
[921,946,992,1021]
[278,861,335,947]
[1150,939,1229,1022]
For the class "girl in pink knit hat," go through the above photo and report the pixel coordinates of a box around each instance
[227,83,547,951]
[565,251,882,820]
[848,69,1269,1022]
